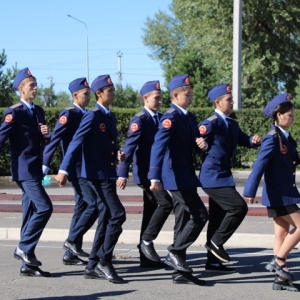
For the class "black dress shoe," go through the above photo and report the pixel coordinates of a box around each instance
[140,241,160,262]
[63,240,89,257]
[164,252,193,273]
[84,267,103,279]
[205,262,236,273]
[96,260,124,283]
[172,272,206,285]
[14,247,42,267]
[63,255,88,266]
[273,275,298,292]
[205,241,230,263]
[20,265,50,277]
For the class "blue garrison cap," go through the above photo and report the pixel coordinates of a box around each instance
[140,80,161,96]
[91,75,113,93]
[68,77,89,94]
[13,67,33,90]
[207,83,231,102]
[167,74,191,91]
[263,93,291,117]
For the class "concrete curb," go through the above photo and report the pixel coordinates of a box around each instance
[0,227,274,248]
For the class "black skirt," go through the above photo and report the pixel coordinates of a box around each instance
[267,204,300,218]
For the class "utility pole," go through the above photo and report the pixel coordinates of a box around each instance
[232,0,242,109]
[117,51,123,87]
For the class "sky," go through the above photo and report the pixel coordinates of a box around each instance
[1,0,172,94]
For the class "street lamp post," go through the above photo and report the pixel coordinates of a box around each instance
[232,0,242,110]
[67,15,89,83]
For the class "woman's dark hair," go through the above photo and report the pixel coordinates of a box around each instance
[271,101,294,124]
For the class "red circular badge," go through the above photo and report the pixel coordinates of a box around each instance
[280,145,288,154]
[199,125,207,135]
[100,123,106,131]
[226,85,231,93]
[156,82,160,89]
[59,116,67,124]
[5,114,13,123]
[162,119,172,128]
[130,123,138,132]
[107,77,112,84]
[185,77,190,85]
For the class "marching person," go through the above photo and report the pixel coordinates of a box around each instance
[198,83,261,273]
[43,77,98,266]
[149,74,208,284]
[55,74,126,283]
[0,68,52,277]
[244,93,300,292]
[117,80,173,268]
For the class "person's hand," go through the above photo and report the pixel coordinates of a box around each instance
[116,177,127,189]
[150,181,162,192]
[252,135,262,145]
[196,137,207,150]
[244,196,254,204]
[55,173,67,187]
[118,150,125,162]
[40,123,49,136]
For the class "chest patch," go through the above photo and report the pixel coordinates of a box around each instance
[100,123,106,132]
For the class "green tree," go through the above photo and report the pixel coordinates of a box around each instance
[143,0,300,108]
[113,84,142,108]
[56,91,72,108]
[293,75,300,108]
[0,49,18,107]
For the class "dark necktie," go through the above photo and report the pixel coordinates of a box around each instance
[31,107,39,128]
[153,115,159,128]
[226,118,233,141]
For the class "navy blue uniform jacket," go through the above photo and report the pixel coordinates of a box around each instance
[43,105,83,179]
[149,104,201,190]
[244,127,300,207]
[199,113,255,188]
[117,108,161,185]
[59,104,118,180]
[0,101,47,181]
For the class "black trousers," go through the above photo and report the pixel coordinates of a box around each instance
[203,187,248,263]
[138,181,173,242]
[167,188,208,254]
[80,179,126,269]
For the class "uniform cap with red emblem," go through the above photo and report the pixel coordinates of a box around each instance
[207,83,231,102]
[91,74,113,93]
[68,77,89,94]
[167,74,191,91]
[12,67,33,90]
[140,80,160,96]
[262,93,292,118]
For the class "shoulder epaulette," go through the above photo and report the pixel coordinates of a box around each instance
[91,107,100,112]
[65,107,75,110]
[135,111,145,117]
[9,103,22,109]
[207,115,217,122]
[267,129,277,136]
[166,108,176,114]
